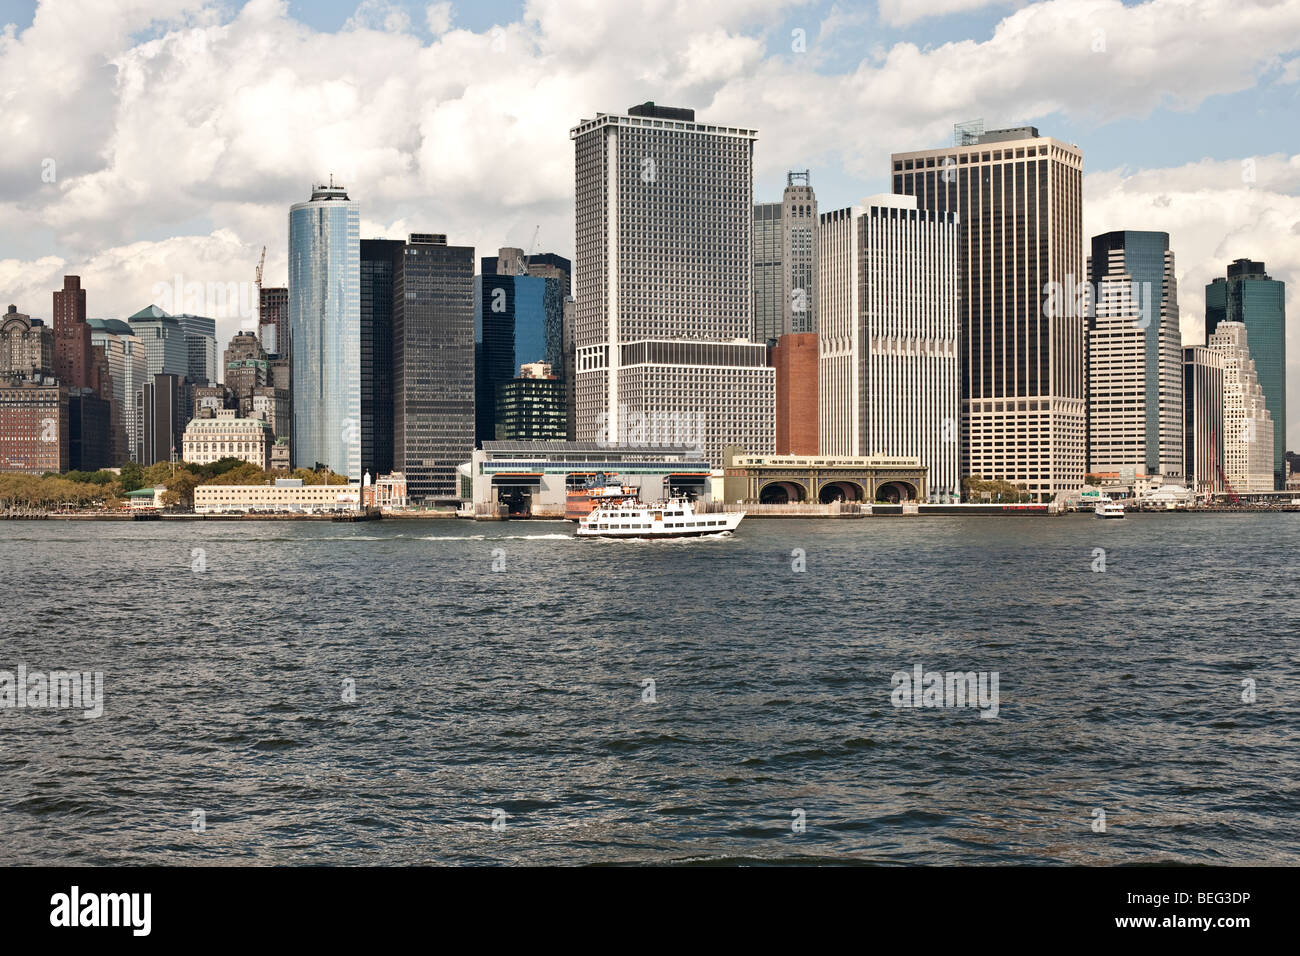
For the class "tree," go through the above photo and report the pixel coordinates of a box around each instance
[119,460,144,493]
[161,470,201,510]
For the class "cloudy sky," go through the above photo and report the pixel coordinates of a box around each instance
[1,0,1298,443]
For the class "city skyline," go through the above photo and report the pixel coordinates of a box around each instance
[1,0,1297,443]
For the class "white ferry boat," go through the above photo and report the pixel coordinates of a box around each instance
[575,491,744,539]
[1094,496,1126,519]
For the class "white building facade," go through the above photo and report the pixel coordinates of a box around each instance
[817,195,959,500]
[1207,322,1274,493]
[182,409,271,469]
[570,103,774,466]
[1086,231,1183,479]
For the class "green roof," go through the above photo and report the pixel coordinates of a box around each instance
[126,488,158,497]
[128,304,172,320]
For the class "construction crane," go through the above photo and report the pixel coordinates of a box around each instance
[519,225,540,274]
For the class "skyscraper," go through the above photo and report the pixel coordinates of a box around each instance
[1183,345,1224,497]
[474,268,564,444]
[1207,321,1274,493]
[360,238,400,480]
[52,275,92,391]
[89,318,147,464]
[817,194,959,498]
[753,170,818,343]
[176,314,218,386]
[289,178,360,480]
[570,102,774,464]
[259,286,289,357]
[1205,259,1286,487]
[223,330,269,417]
[1086,231,1183,479]
[392,233,474,503]
[892,124,1085,501]
[128,304,190,379]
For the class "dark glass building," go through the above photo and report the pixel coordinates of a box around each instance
[393,234,475,503]
[360,238,400,480]
[474,273,565,443]
[1205,259,1286,487]
[495,377,567,441]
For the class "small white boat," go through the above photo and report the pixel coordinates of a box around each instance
[575,492,744,538]
[1094,496,1126,519]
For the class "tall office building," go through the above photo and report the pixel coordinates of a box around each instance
[1205,259,1286,487]
[392,233,475,502]
[52,275,93,391]
[89,318,147,464]
[128,304,190,378]
[892,124,1085,501]
[360,238,400,480]
[1207,321,1274,493]
[475,267,565,443]
[176,314,218,386]
[481,248,573,296]
[136,372,189,465]
[289,178,360,480]
[753,170,818,343]
[259,286,289,357]
[570,102,774,465]
[1183,345,1224,497]
[223,330,269,416]
[1086,231,1183,479]
[817,194,959,498]
[562,296,576,440]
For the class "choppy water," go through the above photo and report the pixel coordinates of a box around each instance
[2,514,1298,865]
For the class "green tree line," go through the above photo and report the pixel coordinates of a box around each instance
[1,459,348,511]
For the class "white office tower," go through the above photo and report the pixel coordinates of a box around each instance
[1086,231,1183,479]
[1207,321,1274,493]
[817,195,959,500]
[570,102,774,465]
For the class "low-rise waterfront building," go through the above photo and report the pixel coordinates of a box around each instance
[467,440,713,517]
[363,471,408,510]
[194,479,361,514]
[721,449,928,504]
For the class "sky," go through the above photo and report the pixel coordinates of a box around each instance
[1,0,1298,445]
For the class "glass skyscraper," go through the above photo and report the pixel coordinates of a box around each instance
[289,179,360,481]
[1205,259,1286,488]
[474,272,564,443]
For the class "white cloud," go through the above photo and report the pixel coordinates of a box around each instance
[877,0,1023,28]
[425,2,453,36]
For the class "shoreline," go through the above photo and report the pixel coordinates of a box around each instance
[6,506,1300,521]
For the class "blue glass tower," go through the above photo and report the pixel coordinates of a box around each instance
[1205,259,1286,488]
[474,273,564,443]
[289,179,360,481]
